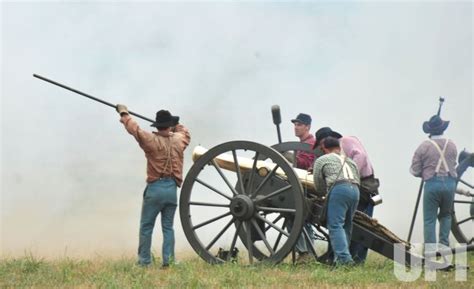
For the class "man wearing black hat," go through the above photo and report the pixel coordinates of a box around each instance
[116,104,191,267]
[410,115,457,253]
[313,136,360,265]
[314,127,379,264]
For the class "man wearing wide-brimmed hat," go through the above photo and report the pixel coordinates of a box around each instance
[410,115,457,253]
[313,136,360,266]
[116,104,191,267]
[313,127,379,264]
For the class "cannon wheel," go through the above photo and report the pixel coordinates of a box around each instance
[180,141,305,264]
[237,141,331,263]
[451,154,474,245]
[271,142,331,263]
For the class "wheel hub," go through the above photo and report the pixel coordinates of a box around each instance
[230,195,255,220]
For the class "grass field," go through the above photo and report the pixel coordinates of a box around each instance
[0,252,472,288]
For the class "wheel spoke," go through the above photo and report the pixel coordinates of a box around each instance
[232,150,246,195]
[251,219,275,256]
[256,206,296,214]
[189,201,230,208]
[211,159,239,196]
[453,200,474,204]
[251,164,280,198]
[227,221,242,261]
[459,178,474,189]
[302,227,318,259]
[273,218,288,251]
[192,212,232,230]
[205,217,235,251]
[196,178,233,200]
[254,185,292,203]
[265,214,283,232]
[255,213,289,237]
[244,221,254,264]
[246,152,260,195]
[457,216,474,226]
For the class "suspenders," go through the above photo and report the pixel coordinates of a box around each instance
[428,139,450,174]
[335,154,355,180]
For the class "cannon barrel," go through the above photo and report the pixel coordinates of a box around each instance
[192,146,317,192]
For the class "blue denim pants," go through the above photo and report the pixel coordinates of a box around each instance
[327,183,359,265]
[138,178,177,266]
[286,221,313,254]
[349,200,374,263]
[423,176,456,252]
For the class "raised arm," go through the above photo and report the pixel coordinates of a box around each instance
[117,104,154,146]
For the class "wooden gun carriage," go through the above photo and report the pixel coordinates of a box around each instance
[179,140,474,266]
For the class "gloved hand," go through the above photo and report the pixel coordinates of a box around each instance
[116,104,128,116]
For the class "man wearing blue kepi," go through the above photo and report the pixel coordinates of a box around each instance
[410,115,457,254]
[313,137,360,266]
[289,113,315,263]
[117,104,191,267]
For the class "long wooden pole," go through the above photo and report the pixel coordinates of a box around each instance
[33,74,155,123]
[407,97,445,243]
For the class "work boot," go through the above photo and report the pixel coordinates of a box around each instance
[296,253,314,264]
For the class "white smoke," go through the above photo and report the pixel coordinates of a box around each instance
[1,1,472,258]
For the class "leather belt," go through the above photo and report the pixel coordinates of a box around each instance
[333,179,358,187]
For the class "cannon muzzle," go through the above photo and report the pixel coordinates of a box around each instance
[271,105,281,125]
[271,105,282,143]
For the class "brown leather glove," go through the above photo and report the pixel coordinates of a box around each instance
[116,104,128,116]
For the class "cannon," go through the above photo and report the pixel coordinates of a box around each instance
[179,140,408,265]
[179,108,474,266]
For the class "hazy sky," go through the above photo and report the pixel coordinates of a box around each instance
[1,1,472,258]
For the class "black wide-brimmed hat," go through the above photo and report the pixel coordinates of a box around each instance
[313,127,342,149]
[150,110,179,128]
[422,115,449,135]
[291,113,312,125]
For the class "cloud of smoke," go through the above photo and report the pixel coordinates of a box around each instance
[1,2,472,259]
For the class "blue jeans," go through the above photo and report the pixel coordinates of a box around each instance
[138,178,177,266]
[349,200,374,263]
[287,221,313,254]
[423,176,456,252]
[327,183,359,265]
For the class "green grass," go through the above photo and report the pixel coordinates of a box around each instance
[0,252,472,288]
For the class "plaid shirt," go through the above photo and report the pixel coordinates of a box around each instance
[313,152,360,196]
